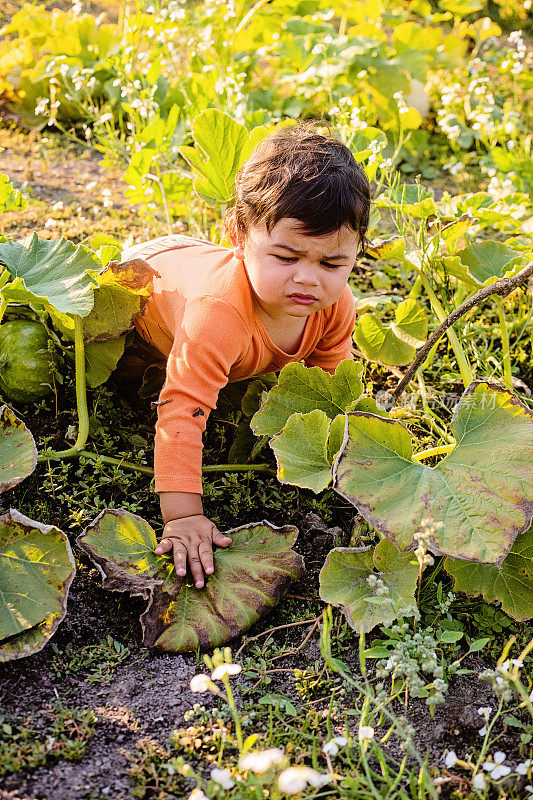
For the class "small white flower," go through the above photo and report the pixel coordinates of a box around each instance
[473,773,486,790]
[525,785,533,794]
[211,767,235,789]
[445,750,457,768]
[239,748,285,774]
[323,740,340,757]
[359,726,375,741]
[190,674,211,692]
[278,766,330,794]
[85,180,97,190]
[494,751,506,764]
[211,663,242,681]
[188,790,209,800]
[491,764,511,780]
[516,759,532,775]
[99,112,114,124]
[478,726,488,736]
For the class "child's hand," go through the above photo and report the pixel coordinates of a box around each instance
[154,514,232,588]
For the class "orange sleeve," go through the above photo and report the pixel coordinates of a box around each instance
[304,286,356,375]
[154,296,249,494]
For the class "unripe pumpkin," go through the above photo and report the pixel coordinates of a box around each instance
[0,320,53,404]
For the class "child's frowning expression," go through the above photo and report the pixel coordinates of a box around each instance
[231,218,359,323]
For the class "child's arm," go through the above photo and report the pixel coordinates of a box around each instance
[154,492,232,588]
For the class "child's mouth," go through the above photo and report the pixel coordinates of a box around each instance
[288,294,318,305]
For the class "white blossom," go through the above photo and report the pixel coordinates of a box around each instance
[211,663,242,681]
[190,674,211,692]
[210,767,235,789]
[516,759,532,775]
[444,750,457,768]
[473,773,487,790]
[278,766,330,794]
[359,726,375,741]
[239,748,285,774]
[188,790,209,800]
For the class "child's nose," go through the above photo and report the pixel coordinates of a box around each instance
[292,263,319,284]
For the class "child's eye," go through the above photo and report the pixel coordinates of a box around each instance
[275,255,296,263]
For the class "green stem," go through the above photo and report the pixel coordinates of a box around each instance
[412,443,456,462]
[359,630,366,677]
[222,678,244,752]
[408,275,423,301]
[495,298,512,386]
[419,274,474,387]
[41,316,89,460]
[0,296,8,326]
[37,447,275,477]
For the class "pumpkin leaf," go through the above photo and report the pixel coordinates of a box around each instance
[78,510,304,652]
[85,336,127,389]
[270,410,342,492]
[0,234,99,316]
[0,510,75,661]
[0,405,37,492]
[354,299,427,365]
[179,110,249,205]
[319,539,419,633]
[334,382,533,564]
[251,361,364,437]
[444,523,533,621]
[441,241,527,288]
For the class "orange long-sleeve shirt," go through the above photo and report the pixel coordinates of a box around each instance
[122,235,356,494]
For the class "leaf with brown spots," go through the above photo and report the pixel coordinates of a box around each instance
[0,405,37,493]
[334,382,533,564]
[78,510,305,652]
[444,523,533,621]
[0,510,76,661]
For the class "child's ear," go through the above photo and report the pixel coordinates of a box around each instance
[229,222,246,260]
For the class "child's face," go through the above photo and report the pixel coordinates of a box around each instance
[231,218,359,321]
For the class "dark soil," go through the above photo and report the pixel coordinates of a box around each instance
[0,512,528,800]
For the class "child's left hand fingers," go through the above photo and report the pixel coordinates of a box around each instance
[198,540,214,576]
[155,538,174,555]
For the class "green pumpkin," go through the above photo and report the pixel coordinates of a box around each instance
[0,320,53,404]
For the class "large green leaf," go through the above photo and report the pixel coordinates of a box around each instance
[178,110,249,206]
[270,411,345,492]
[0,234,99,316]
[85,336,127,389]
[444,523,533,621]
[319,540,419,633]
[441,241,527,289]
[49,256,159,342]
[354,299,427,366]
[0,405,37,492]
[334,382,533,564]
[78,510,305,652]
[0,510,75,660]
[251,361,365,437]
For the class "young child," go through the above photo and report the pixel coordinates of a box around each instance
[121,124,370,589]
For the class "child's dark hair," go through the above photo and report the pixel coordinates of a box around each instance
[225,122,371,256]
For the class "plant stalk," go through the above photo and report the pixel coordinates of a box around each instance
[38,446,275,477]
[419,275,474,388]
[495,297,512,386]
[40,316,89,460]
[393,261,533,400]
[412,443,456,462]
